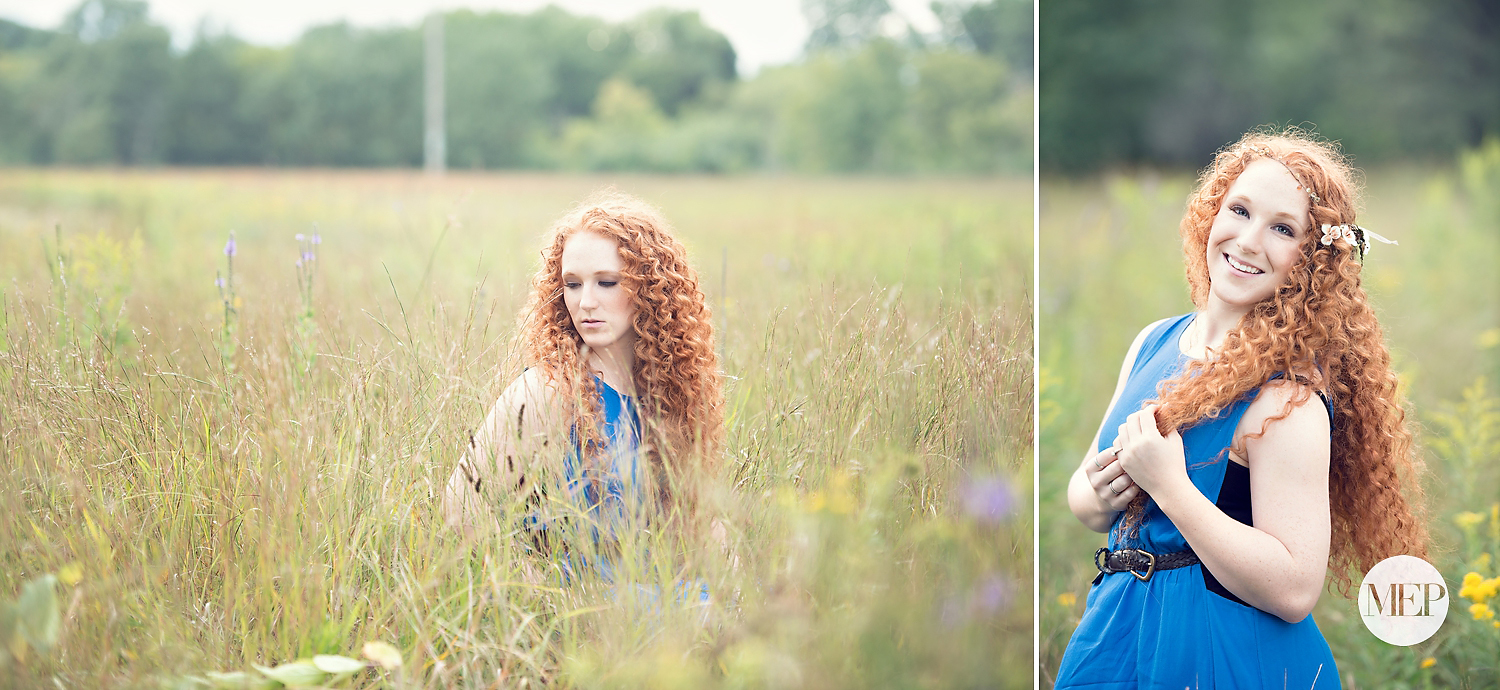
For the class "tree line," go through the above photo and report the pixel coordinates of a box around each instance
[1041,0,1500,173]
[0,0,1031,173]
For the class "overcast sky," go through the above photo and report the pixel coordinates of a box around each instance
[0,0,945,75]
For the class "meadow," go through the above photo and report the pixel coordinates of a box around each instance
[1040,142,1500,687]
[0,171,1033,687]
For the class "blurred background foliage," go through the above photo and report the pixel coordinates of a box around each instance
[0,0,1032,173]
[1040,0,1500,173]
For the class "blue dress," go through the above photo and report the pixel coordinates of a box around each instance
[535,375,644,580]
[545,376,710,604]
[1055,314,1339,689]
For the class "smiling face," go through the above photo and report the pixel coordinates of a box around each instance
[560,230,638,362]
[1204,158,1312,314]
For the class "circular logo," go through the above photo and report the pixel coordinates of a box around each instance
[1358,555,1448,646]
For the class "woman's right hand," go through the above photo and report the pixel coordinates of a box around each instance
[1084,446,1139,512]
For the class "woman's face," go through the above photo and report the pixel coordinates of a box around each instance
[561,230,638,358]
[1204,158,1311,312]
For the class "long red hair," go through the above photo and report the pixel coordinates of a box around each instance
[520,192,723,509]
[1128,129,1428,595]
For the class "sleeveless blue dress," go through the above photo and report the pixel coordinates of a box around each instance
[1055,314,1339,689]
[547,377,710,604]
[539,375,644,581]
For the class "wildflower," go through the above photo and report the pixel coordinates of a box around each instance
[295,233,305,241]
[302,251,315,262]
[825,473,855,514]
[962,476,1016,525]
[1455,511,1485,530]
[215,275,225,289]
[1057,591,1077,608]
[976,574,1011,614]
[1420,657,1436,669]
[1459,572,1499,603]
[312,234,321,245]
[1471,602,1495,621]
[224,233,236,257]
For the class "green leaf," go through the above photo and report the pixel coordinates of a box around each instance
[361,641,403,669]
[313,653,367,681]
[252,659,326,687]
[15,575,60,654]
[312,654,366,674]
[205,670,273,688]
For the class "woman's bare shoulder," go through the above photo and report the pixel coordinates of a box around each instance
[494,367,567,432]
[1238,378,1332,447]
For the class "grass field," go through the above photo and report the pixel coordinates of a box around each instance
[1040,149,1500,687]
[0,170,1033,688]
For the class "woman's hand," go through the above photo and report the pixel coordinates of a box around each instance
[1112,405,1190,499]
[1083,446,1139,512]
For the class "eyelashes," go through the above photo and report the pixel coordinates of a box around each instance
[1229,204,1297,237]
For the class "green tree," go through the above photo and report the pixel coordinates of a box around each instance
[803,0,893,53]
[621,10,736,116]
[164,32,254,164]
[777,39,907,171]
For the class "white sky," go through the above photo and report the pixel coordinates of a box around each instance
[0,0,945,75]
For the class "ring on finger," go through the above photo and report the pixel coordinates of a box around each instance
[1092,456,1105,470]
[1110,484,1123,495]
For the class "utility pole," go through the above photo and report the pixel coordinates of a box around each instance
[424,12,446,175]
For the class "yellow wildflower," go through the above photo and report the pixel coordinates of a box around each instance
[1470,602,1495,621]
[1455,511,1485,530]
[1057,592,1077,608]
[1460,572,1485,601]
[826,473,856,515]
[1464,575,1500,604]
[1420,657,1436,669]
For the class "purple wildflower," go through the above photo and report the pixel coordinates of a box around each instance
[223,234,237,257]
[962,476,1016,525]
[302,251,315,262]
[975,574,1012,615]
[295,233,305,241]
[215,275,225,288]
[311,234,321,245]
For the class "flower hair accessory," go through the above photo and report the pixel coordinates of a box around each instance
[1320,223,1398,256]
[1242,143,1322,204]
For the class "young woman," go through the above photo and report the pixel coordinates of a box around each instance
[1056,130,1427,687]
[441,192,723,573]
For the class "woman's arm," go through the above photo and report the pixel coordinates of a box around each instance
[441,368,563,537]
[1113,382,1331,623]
[1067,318,1167,532]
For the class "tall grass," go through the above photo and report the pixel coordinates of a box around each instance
[1040,150,1500,687]
[0,171,1032,687]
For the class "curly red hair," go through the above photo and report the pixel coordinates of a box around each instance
[519,191,723,508]
[1126,128,1428,595]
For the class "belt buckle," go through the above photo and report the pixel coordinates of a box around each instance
[1093,547,1115,574]
[1125,549,1156,582]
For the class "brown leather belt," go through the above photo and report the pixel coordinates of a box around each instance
[1094,547,1200,582]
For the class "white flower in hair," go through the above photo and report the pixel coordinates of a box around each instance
[1320,224,1398,254]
